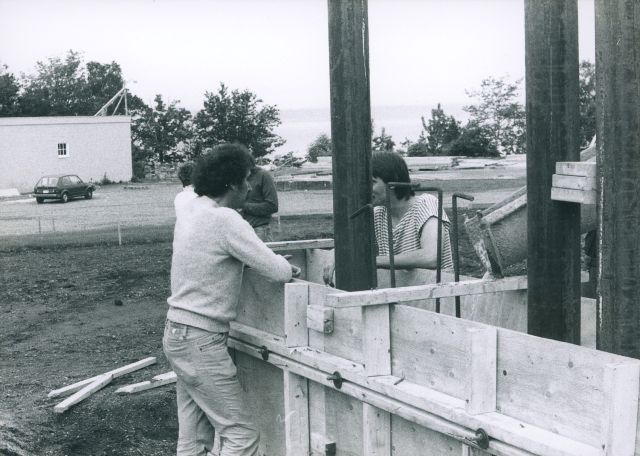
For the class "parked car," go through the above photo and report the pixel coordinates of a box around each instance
[33,174,95,204]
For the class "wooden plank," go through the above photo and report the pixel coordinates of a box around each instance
[602,363,640,456]
[307,306,334,334]
[284,372,310,456]
[550,187,596,204]
[229,337,600,456]
[115,371,177,394]
[496,329,635,448]
[284,282,309,347]
[363,404,390,456]
[236,268,285,336]
[481,193,528,226]
[551,174,597,191]
[391,415,465,455]
[54,373,113,413]
[326,276,528,308]
[555,162,597,177]
[48,356,157,398]
[465,327,497,415]
[266,239,334,251]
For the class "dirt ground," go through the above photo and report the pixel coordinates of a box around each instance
[0,208,490,455]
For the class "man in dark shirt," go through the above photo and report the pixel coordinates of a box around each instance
[242,159,279,241]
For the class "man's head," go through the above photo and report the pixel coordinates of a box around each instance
[192,143,253,207]
[371,151,414,203]
[177,162,194,187]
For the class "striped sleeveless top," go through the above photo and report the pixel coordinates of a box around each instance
[373,193,453,270]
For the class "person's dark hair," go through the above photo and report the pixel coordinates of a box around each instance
[192,143,253,197]
[371,151,414,200]
[177,162,194,187]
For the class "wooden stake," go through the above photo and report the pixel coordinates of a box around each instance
[54,373,113,413]
[115,371,177,395]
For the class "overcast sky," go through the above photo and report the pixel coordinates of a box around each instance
[1,0,596,113]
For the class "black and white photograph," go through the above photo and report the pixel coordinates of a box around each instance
[2,0,639,455]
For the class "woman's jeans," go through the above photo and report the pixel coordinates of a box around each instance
[163,320,259,456]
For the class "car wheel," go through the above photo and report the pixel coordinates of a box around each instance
[60,192,69,203]
[36,197,44,204]
[85,189,93,200]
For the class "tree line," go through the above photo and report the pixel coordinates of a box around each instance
[1,50,596,175]
[308,63,596,161]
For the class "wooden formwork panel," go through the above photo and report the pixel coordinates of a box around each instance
[391,415,466,455]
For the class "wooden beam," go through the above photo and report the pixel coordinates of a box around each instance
[551,174,596,191]
[284,282,309,347]
[328,0,376,292]
[48,356,157,398]
[307,305,334,334]
[525,0,581,344]
[325,276,527,308]
[555,161,596,177]
[595,0,640,358]
[115,371,177,395]
[266,239,334,252]
[550,187,596,204]
[601,363,640,455]
[284,372,310,456]
[465,328,497,415]
[54,373,113,413]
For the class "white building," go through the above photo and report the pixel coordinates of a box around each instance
[0,116,132,193]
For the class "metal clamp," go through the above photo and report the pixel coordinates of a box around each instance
[258,346,269,361]
[326,371,343,389]
[467,428,490,450]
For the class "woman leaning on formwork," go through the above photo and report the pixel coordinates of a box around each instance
[323,151,453,285]
[163,143,300,456]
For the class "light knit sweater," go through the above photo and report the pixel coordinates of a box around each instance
[167,196,292,332]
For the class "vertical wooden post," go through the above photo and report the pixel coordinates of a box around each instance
[524,0,581,343]
[283,283,310,455]
[595,0,640,358]
[328,0,376,292]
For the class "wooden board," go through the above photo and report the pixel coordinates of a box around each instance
[391,415,463,455]
[552,174,597,191]
[235,351,286,456]
[236,268,285,336]
[555,161,597,177]
[550,187,597,204]
[496,330,631,448]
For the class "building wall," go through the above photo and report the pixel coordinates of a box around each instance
[0,116,132,193]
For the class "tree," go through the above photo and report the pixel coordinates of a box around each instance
[447,122,500,157]
[464,76,526,155]
[422,103,461,155]
[194,83,285,158]
[0,64,21,116]
[372,127,395,152]
[307,133,332,163]
[579,60,596,148]
[131,94,194,165]
[19,50,90,116]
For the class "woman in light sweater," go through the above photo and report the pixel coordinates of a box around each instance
[163,143,299,456]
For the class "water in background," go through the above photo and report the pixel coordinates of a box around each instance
[274,103,468,156]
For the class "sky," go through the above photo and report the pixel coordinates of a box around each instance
[0,0,596,114]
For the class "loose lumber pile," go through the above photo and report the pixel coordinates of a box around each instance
[48,357,176,413]
[551,161,597,204]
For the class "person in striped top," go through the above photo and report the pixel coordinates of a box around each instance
[323,151,452,286]
[371,151,453,271]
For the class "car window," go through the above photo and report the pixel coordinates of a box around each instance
[38,177,58,186]
[69,175,81,184]
[61,177,72,186]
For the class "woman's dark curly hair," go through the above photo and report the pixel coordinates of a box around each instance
[192,143,253,197]
[371,151,415,200]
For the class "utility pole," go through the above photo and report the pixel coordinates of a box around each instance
[328,0,376,291]
[595,0,640,358]
[525,0,581,343]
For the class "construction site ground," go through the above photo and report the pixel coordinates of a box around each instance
[0,174,523,456]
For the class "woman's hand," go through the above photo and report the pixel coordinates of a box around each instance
[323,256,336,287]
[291,264,301,278]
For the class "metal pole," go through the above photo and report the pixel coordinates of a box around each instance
[452,193,475,318]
